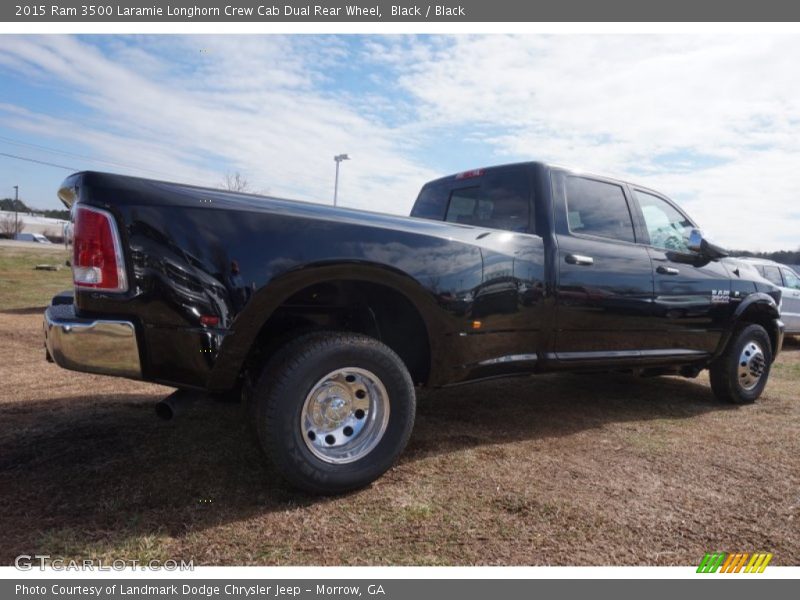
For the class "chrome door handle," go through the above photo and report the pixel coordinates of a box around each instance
[565,254,594,266]
[657,265,680,275]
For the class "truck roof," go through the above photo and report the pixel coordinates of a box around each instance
[419,160,654,195]
[419,161,544,188]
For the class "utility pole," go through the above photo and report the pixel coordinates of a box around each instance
[333,154,350,207]
[13,185,18,236]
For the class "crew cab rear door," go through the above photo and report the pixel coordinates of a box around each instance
[550,170,656,357]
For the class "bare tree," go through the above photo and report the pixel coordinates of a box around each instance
[0,213,24,236]
[221,172,251,193]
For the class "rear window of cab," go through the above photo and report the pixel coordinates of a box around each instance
[411,168,533,233]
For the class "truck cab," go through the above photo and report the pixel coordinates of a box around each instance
[412,161,783,377]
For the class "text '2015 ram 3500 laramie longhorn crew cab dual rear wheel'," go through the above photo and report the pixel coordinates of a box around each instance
[44,162,785,494]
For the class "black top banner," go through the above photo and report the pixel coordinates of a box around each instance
[5,0,800,22]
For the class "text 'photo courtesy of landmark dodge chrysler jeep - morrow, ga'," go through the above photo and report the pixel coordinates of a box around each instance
[44,162,785,493]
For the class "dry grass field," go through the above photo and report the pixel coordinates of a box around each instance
[1,246,798,566]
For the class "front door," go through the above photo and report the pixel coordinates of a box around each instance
[632,188,733,354]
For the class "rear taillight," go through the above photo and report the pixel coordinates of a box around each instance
[72,205,128,292]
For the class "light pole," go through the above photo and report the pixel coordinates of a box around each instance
[13,185,18,236]
[333,153,350,207]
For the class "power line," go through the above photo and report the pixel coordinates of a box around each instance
[0,151,78,171]
[0,135,104,164]
[0,134,173,177]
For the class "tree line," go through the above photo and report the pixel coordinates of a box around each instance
[0,197,70,220]
[730,249,800,265]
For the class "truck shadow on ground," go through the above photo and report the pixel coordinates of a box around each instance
[0,371,754,560]
[0,306,49,315]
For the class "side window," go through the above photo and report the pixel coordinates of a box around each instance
[411,182,449,220]
[761,265,783,286]
[444,169,531,232]
[782,269,800,290]
[634,190,694,252]
[565,176,635,243]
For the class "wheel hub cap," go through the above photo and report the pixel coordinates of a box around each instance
[307,383,352,429]
[737,341,766,391]
[301,367,390,464]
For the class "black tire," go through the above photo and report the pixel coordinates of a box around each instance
[709,324,773,404]
[252,331,416,494]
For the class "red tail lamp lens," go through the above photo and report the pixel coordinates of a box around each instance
[72,205,127,292]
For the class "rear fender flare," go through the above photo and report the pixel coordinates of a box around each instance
[208,262,445,390]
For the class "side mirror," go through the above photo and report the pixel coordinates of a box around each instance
[688,228,728,259]
[687,229,703,253]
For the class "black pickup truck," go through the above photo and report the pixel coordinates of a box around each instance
[44,162,784,493]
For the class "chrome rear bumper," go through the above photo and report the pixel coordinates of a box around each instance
[44,302,142,379]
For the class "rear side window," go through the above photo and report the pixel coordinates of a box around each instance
[565,176,635,243]
[413,168,532,233]
[761,265,783,286]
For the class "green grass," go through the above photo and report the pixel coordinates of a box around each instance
[401,503,434,521]
[37,527,174,563]
[772,359,800,379]
[0,246,72,309]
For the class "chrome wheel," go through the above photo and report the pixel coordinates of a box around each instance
[737,340,766,391]
[301,367,390,464]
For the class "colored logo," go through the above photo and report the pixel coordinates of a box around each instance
[697,552,773,573]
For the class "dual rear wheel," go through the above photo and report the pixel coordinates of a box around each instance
[251,331,415,495]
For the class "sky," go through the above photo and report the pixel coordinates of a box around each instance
[0,34,798,251]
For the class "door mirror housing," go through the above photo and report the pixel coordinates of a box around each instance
[687,228,728,260]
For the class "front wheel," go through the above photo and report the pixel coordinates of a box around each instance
[709,324,773,404]
[253,331,416,494]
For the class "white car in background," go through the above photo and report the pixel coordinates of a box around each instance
[742,258,800,334]
[13,232,53,244]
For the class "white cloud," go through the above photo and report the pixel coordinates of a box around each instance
[0,34,799,251]
[0,35,438,214]
[365,35,800,250]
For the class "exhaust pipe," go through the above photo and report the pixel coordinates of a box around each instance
[155,390,198,420]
